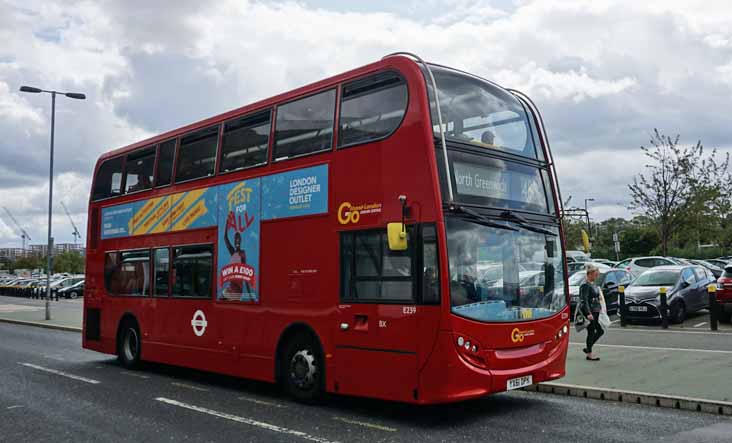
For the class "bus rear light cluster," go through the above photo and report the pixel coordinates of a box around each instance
[555,324,569,340]
[455,334,486,368]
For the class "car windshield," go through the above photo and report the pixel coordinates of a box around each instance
[425,65,542,160]
[446,216,566,322]
[569,271,591,286]
[632,270,679,287]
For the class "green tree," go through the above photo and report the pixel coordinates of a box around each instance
[53,251,85,274]
[628,129,724,256]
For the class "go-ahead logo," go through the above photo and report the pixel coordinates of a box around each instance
[191,310,208,337]
[511,328,535,343]
[337,201,383,225]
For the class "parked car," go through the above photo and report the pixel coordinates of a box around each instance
[714,266,732,323]
[623,265,715,324]
[689,259,724,279]
[592,258,617,267]
[614,256,677,277]
[58,280,84,299]
[569,267,632,315]
[566,250,591,263]
[707,259,730,269]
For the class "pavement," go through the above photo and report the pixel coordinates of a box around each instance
[1,295,731,410]
[2,322,731,443]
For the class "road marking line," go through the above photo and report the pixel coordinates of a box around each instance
[6,405,23,410]
[569,343,732,354]
[237,396,286,408]
[578,327,732,336]
[331,416,397,432]
[20,363,101,384]
[120,371,150,379]
[155,397,338,443]
[42,354,67,362]
[171,382,209,392]
[693,322,707,328]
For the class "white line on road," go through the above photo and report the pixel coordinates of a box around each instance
[237,396,286,408]
[693,322,707,328]
[331,416,397,432]
[20,363,101,384]
[155,397,338,443]
[119,371,150,379]
[6,405,24,410]
[171,382,209,392]
[569,343,732,354]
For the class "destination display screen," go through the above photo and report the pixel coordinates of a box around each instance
[452,161,550,213]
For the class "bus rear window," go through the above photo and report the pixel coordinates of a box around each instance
[274,89,336,160]
[92,156,124,200]
[176,125,219,183]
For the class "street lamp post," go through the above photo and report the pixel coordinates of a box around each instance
[19,86,85,321]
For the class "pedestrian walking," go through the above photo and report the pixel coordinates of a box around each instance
[579,263,604,361]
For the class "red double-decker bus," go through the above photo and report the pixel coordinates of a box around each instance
[83,52,570,404]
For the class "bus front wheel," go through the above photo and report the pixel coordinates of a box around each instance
[117,319,141,369]
[279,335,324,403]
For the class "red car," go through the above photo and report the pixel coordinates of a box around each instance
[715,266,732,322]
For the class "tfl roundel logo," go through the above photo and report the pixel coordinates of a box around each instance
[191,310,208,337]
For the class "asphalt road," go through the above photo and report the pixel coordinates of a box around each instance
[1,324,731,442]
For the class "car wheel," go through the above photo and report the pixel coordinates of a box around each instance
[117,320,142,369]
[69,291,78,299]
[279,335,324,404]
[671,301,686,324]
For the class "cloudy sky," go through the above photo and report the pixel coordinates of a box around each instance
[1,0,732,248]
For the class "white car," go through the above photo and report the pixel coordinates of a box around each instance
[614,256,677,278]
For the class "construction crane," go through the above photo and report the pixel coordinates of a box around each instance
[60,201,82,245]
[2,206,32,250]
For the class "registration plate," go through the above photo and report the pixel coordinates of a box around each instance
[507,375,533,391]
[629,306,648,312]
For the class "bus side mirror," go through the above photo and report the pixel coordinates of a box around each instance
[387,222,408,251]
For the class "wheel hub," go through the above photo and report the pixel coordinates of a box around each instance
[289,350,316,390]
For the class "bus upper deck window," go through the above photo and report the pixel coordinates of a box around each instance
[125,146,155,193]
[339,71,407,148]
[175,125,219,183]
[274,89,336,161]
[92,156,124,200]
[220,109,271,173]
[156,139,176,187]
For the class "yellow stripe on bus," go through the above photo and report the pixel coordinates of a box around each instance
[137,196,172,235]
[171,198,209,231]
[129,196,167,235]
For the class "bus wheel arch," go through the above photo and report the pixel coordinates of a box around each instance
[275,323,325,403]
[116,313,142,369]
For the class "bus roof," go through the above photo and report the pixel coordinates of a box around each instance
[97,54,422,163]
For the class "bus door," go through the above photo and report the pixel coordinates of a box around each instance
[333,228,425,402]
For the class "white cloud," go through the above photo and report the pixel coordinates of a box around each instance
[2,0,732,247]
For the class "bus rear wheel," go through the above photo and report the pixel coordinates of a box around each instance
[280,335,324,403]
[117,320,141,369]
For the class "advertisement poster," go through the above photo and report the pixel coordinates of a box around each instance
[262,164,328,220]
[101,203,134,239]
[217,179,261,302]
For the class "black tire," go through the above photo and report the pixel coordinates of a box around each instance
[117,319,142,369]
[279,334,324,404]
[69,291,78,299]
[671,301,686,324]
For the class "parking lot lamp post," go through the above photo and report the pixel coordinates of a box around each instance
[19,86,86,320]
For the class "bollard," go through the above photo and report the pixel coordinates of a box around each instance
[660,287,669,329]
[619,285,627,327]
[709,284,718,332]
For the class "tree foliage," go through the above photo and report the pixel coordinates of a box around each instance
[628,129,727,256]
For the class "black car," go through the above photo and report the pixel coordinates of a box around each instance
[58,280,84,299]
[623,265,715,324]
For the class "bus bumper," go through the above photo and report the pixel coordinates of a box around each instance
[417,330,567,404]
